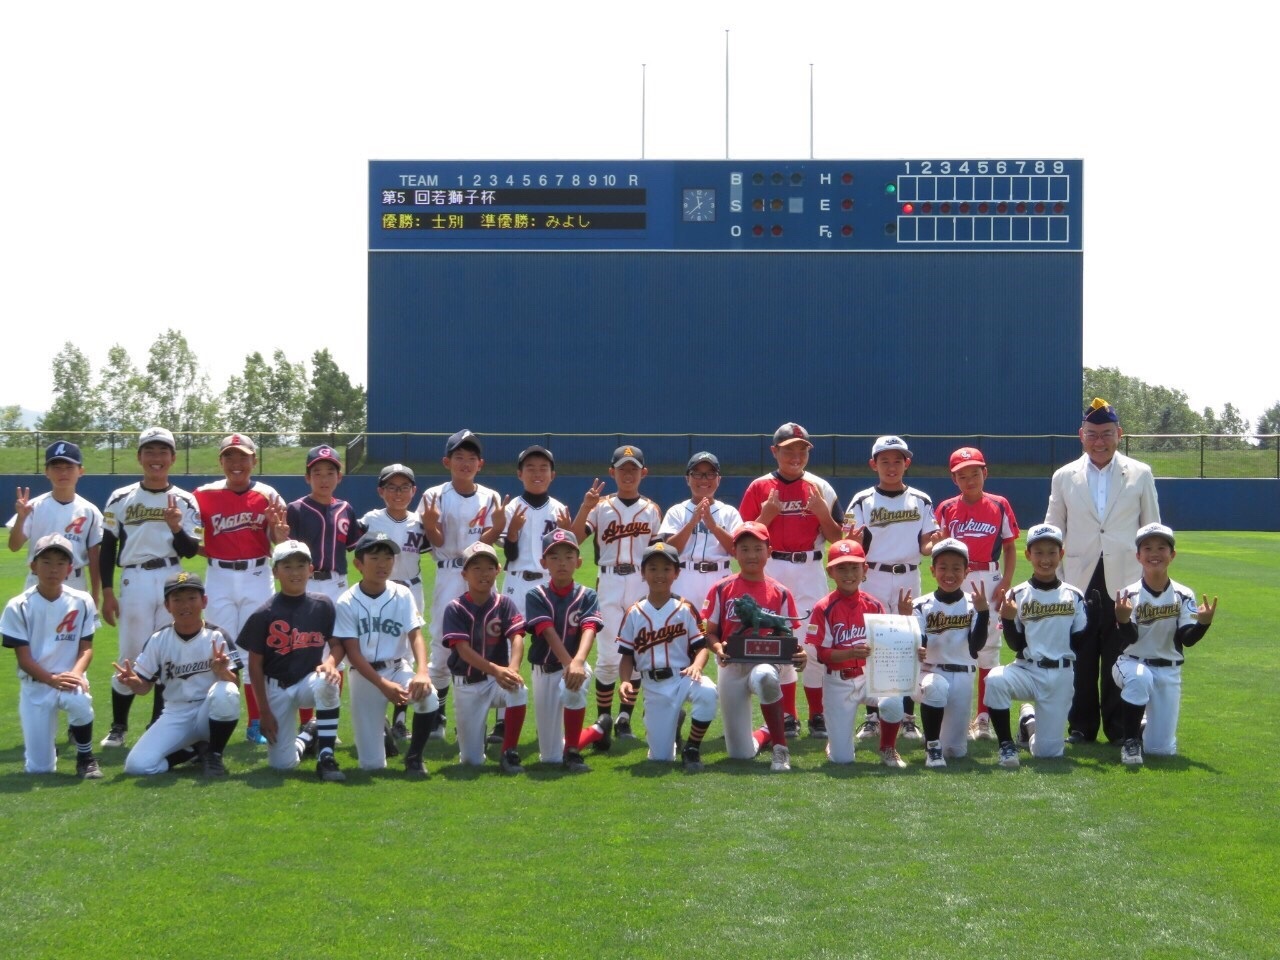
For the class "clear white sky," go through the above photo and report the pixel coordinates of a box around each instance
[3,2,1273,425]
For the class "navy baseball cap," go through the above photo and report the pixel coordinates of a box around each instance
[352,531,401,556]
[1083,398,1120,425]
[611,445,644,468]
[773,423,812,447]
[518,445,555,468]
[31,533,75,561]
[541,528,579,556]
[306,445,341,470]
[445,429,482,457]
[44,440,82,466]
[378,463,416,485]
[686,451,720,474]
[164,570,205,596]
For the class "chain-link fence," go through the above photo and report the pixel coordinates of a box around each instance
[1,431,1277,478]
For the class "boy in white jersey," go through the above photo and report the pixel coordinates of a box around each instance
[117,571,242,777]
[570,444,661,740]
[99,427,202,748]
[2,534,102,778]
[1112,523,1216,764]
[982,524,1089,768]
[658,452,741,614]
[8,440,103,604]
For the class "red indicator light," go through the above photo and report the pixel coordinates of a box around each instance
[1016,202,1027,214]
[1034,202,1045,214]
[752,224,764,236]
[997,202,1008,213]
[842,172,853,184]
[960,202,970,213]
[978,202,989,213]
[940,202,951,214]
[771,224,783,236]
[841,198,853,211]
[841,224,853,237]
[922,202,933,214]
[1054,202,1065,214]
[902,203,914,215]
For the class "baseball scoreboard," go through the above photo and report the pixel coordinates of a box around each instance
[367,159,1082,459]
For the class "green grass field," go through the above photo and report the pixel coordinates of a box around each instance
[1,534,1275,959]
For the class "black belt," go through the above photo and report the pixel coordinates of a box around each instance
[214,557,268,570]
[536,662,563,674]
[871,562,918,574]
[515,571,543,581]
[124,557,180,571]
[393,577,423,587]
[438,558,465,569]
[771,550,821,563]
[311,570,336,581]
[370,659,406,671]
[926,662,976,673]
[72,566,84,578]
[681,560,731,573]
[1017,655,1072,669]
[645,668,674,681]
[452,673,489,685]
[1132,656,1182,668]
[601,563,638,575]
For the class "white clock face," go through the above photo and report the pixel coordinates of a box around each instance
[682,188,716,222]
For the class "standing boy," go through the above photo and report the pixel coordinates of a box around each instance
[982,523,1089,768]
[116,571,242,777]
[570,444,661,739]
[658,452,741,612]
[418,429,505,739]
[2,534,102,778]
[441,542,528,773]
[933,447,1019,741]
[195,433,288,745]
[739,423,844,740]
[616,541,717,772]
[99,427,202,748]
[844,435,939,741]
[9,440,104,604]
[285,444,359,604]
[334,532,438,776]
[236,540,347,781]
[703,522,805,773]
[524,529,602,771]
[1112,523,1217,764]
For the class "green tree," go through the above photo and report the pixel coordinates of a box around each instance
[1256,401,1280,450]
[1202,402,1251,450]
[1083,367,1208,435]
[301,349,366,444]
[93,344,150,440]
[143,329,221,440]
[0,404,24,447]
[36,343,98,440]
[223,349,308,446]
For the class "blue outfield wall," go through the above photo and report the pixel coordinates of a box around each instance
[5,475,1277,534]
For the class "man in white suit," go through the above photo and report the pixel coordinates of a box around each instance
[1045,399,1161,744]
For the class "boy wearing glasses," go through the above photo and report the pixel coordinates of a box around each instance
[658,452,741,609]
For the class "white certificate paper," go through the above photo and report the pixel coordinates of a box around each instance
[863,614,921,698]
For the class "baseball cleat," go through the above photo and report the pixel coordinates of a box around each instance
[1066,730,1087,745]
[808,713,828,739]
[245,720,268,745]
[855,716,880,740]
[316,753,346,782]
[783,714,801,739]
[392,718,409,742]
[925,741,946,769]
[614,713,636,740]
[880,747,907,769]
[589,714,613,752]
[969,713,995,741]
[998,741,1021,768]
[561,750,591,773]
[486,719,506,745]
[429,709,447,740]
[899,715,922,740]
[77,755,104,780]
[1120,738,1144,766]
[1017,703,1036,749]
[404,753,429,779]
[100,724,126,748]
[203,751,228,778]
[499,748,525,775]
[770,744,792,772]
[681,744,704,773]
[383,719,400,759]
[298,720,318,759]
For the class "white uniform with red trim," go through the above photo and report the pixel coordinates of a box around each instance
[845,485,938,609]
[935,493,1019,669]
[9,493,103,595]
[584,494,661,685]
[617,596,717,762]
[195,479,281,640]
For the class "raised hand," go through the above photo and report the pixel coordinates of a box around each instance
[896,588,914,615]
[1115,590,1134,624]
[505,501,528,541]
[1196,595,1218,625]
[970,579,988,612]
[14,486,32,521]
[1000,590,1019,620]
[581,478,606,510]
[164,494,183,532]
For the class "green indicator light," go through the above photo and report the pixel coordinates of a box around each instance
[884,183,897,196]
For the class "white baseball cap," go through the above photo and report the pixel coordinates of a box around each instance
[138,426,176,450]
[1135,522,1176,549]
[271,539,312,564]
[1025,523,1064,546]
[871,435,912,458]
[931,537,970,562]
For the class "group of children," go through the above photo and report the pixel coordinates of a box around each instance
[3,425,1217,780]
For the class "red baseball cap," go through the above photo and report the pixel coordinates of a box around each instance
[732,521,771,545]
[949,447,987,472]
[826,540,867,567]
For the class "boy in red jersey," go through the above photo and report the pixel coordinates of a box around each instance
[738,423,843,741]
[703,522,805,772]
[806,539,908,768]
[933,447,1019,741]
[195,433,289,743]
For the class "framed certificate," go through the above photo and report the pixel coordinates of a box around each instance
[863,614,922,698]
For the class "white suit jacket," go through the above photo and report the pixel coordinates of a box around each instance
[1044,452,1161,594]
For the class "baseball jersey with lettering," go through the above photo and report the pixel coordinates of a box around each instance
[804,589,884,677]
[617,597,705,674]
[195,479,281,562]
[2,585,97,677]
[502,493,568,575]
[1003,579,1088,661]
[236,592,336,687]
[102,482,201,566]
[442,592,525,682]
[1117,579,1203,662]
[525,582,602,666]
[658,499,742,567]
[418,483,503,563]
[334,582,423,665]
[8,494,103,570]
[286,496,357,575]
[133,622,243,702]
[739,471,840,552]
[911,590,986,666]
[846,485,938,565]
[934,493,1019,567]
[702,574,799,634]
[585,495,661,569]
[357,508,430,584]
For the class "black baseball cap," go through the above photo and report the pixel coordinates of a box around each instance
[518,445,555,468]
[612,445,644,468]
[445,429,482,457]
[773,423,812,447]
[686,452,720,474]
[44,441,82,466]
[378,463,416,485]
[641,541,679,567]
[352,531,401,556]
[164,571,205,596]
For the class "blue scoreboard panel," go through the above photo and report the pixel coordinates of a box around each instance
[368,159,1082,455]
